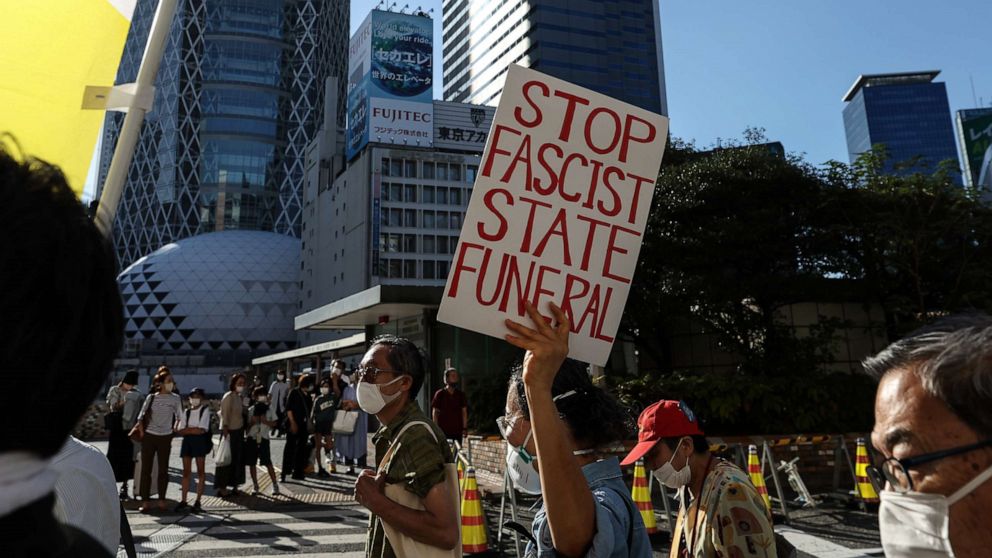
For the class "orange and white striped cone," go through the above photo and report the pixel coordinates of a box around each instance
[855,438,879,504]
[461,468,489,554]
[631,460,657,534]
[748,445,772,512]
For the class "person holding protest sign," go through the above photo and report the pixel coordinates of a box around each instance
[501,300,651,557]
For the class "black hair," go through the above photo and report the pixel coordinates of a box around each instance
[298,373,315,389]
[319,378,331,387]
[121,369,139,386]
[508,358,632,448]
[371,334,429,399]
[0,139,124,458]
[252,385,267,398]
[660,435,710,455]
[152,369,173,393]
[228,372,246,392]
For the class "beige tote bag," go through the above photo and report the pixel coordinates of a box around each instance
[378,421,462,558]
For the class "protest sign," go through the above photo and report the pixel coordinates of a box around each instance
[437,64,668,365]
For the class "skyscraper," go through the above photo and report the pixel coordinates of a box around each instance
[441,0,667,115]
[99,0,348,267]
[842,71,959,177]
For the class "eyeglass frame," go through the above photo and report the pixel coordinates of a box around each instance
[354,365,403,383]
[867,438,992,493]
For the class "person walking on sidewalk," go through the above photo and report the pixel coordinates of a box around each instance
[215,373,247,497]
[246,385,280,495]
[334,367,368,475]
[432,367,468,443]
[282,373,315,481]
[621,399,775,557]
[312,377,339,477]
[269,369,290,437]
[105,369,140,499]
[176,387,212,513]
[353,335,460,556]
[503,301,651,558]
[134,368,185,513]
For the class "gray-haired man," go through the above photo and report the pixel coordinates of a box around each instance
[864,314,992,558]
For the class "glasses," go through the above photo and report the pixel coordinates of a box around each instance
[355,365,401,383]
[867,438,992,493]
[495,413,523,440]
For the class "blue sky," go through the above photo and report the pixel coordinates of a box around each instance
[351,0,992,167]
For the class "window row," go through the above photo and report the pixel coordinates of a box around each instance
[380,208,463,230]
[381,157,479,183]
[380,182,468,205]
[379,233,462,255]
[378,258,452,280]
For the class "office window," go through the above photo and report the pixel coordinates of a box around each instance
[438,260,450,278]
[436,163,449,181]
[404,234,417,252]
[389,259,402,278]
[466,164,478,182]
[450,164,462,182]
[423,162,435,179]
[404,260,416,278]
[438,236,449,254]
[404,184,417,202]
[423,235,435,253]
[423,185,435,203]
[437,211,449,229]
[423,260,436,279]
[450,189,461,205]
[437,187,448,204]
[450,213,462,229]
[389,208,402,227]
[423,210,435,228]
[405,160,417,178]
[390,159,403,177]
[382,158,391,176]
[390,183,402,202]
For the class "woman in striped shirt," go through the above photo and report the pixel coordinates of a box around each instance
[134,368,185,513]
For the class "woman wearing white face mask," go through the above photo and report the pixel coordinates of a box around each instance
[215,372,247,497]
[502,301,651,558]
[334,367,368,475]
[620,400,776,557]
[311,378,339,477]
[176,387,212,512]
[134,368,185,513]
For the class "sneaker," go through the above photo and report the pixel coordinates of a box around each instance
[251,486,261,496]
[346,467,356,475]
[191,501,202,513]
[272,484,281,496]
[317,469,331,478]
[174,502,191,513]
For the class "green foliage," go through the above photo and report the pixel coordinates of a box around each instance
[618,131,992,435]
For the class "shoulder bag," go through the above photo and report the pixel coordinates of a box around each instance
[378,421,461,558]
[332,410,359,434]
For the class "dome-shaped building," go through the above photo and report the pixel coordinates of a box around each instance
[118,231,300,364]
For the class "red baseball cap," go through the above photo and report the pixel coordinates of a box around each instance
[620,400,704,466]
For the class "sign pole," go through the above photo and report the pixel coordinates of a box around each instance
[94,0,179,238]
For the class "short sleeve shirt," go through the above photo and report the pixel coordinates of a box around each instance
[430,388,467,438]
[678,460,777,558]
[529,457,652,558]
[365,402,453,558]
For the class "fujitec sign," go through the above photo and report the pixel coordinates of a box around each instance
[438,65,668,365]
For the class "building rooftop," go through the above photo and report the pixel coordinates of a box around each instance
[842,70,941,102]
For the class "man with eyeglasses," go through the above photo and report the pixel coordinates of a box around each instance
[864,313,992,558]
[352,335,460,557]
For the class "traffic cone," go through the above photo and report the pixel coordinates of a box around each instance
[748,445,772,512]
[855,438,879,504]
[630,460,657,534]
[461,468,489,554]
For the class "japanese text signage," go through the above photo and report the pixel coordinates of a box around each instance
[438,65,668,365]
[346,10,434,160]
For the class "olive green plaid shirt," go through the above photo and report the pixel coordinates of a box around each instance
[365,401,453,558]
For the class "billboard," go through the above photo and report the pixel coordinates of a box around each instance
[346,10,434,160]
[958,109,992,188]
[433,101,495,153]
[437,65,669,366]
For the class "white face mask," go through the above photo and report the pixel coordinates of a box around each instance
[653,438,692,489]
[320,387,330,395]
[256,396,267,403]
[879,464,992,557]
[277,374,285,381]
[162,382,174,394]
[235,385,244,394]
[505,430,541,494]
[357,376,405,414]
[341,375,351,386]
[189,398,201,407]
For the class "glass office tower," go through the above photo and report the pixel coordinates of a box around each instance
[842,71,959,178]
[442,0,667,115]
[98,0,348,267]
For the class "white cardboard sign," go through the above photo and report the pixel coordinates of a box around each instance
[437,65,668,365]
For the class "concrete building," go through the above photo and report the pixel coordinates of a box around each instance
[442,0,667,115]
